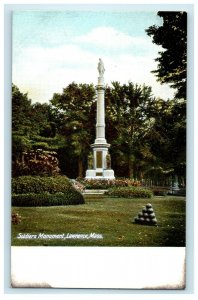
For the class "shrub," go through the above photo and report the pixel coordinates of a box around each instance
[12,175,72,194]
[152,189,168,196]
[13,149,60,176]
[32,142,49,150]
[70,180,85,193]
[12,189,85,207]
[106,187,153,198]
[12,212,22,224]
[77,178,141,189]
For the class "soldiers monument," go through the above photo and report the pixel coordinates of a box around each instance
[85,59,115,179]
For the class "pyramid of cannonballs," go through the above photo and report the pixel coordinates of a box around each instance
[134,203,157,226]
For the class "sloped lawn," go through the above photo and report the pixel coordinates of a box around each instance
[12,195,185,247]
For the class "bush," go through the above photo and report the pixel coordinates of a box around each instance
[12,212,22,224]
[32,142,49,150]
[12,176,72,194]
[13,149,60,176]
[106,187,153,198]
[152,189,168,196]
[77,178,141,189]
[70,180,85,193]
[12,190,85,207]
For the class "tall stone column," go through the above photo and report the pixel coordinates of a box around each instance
[95,76,106,144]
[85,59,115,179]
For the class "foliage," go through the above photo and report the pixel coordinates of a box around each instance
[151,188,168,196]
[31,142,49,150]
[12,212,22,225]
[145,98,186,178]
[12,191,85,207]
[146,12,187,99]
[12,83,186,182]
[12,175,85,206]
[105,82,156,178]
[31,102,57,138]
[13,150,60,177]
[12,175,72,194]
[30,135,66,150]
[70,180,85,193]
[12,135,32,162]
[12,84,61,174]
[106,187,153,198]
[12,84,57,137]
[78,178,141,189]
[50,82,96,177]
[12,84,33,134]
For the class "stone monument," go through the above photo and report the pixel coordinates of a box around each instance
[85,59,115,179]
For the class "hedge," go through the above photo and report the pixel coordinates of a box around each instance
[12,176,72,194]
[12,190,85,207]
[152,189,168,196]
[106,187,153,198]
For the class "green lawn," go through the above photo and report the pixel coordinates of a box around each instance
[12,195,185,247]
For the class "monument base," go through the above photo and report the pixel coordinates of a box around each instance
[85,169,115,180]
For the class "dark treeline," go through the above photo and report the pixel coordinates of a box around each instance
[12,81,186,186]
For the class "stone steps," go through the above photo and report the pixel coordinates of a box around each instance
[82,189,108,195]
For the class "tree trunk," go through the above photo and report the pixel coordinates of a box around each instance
[139,171,143,180]
[78,158,83,178]
[128,159,133,179]
[21,153,25,166]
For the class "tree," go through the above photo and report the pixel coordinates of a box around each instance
[145,98,186,185]
[12,85,63,176]
[12,84,58,138]
[12,84,33,173]
[50,82,96,177]
[146,11,187,99]
[12,135,32,164]
[31,103,57,138]
[106,82,155,178]
[12,84,33,135]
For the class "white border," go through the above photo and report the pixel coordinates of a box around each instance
[11,247,185,289]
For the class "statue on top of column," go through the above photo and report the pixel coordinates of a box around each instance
[98,58,105,77]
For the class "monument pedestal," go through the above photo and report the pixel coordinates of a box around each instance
[86,169,115,180]
[85,141,115,179]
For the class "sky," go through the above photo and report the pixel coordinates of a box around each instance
[12,9,175,104]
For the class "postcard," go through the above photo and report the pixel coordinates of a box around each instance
[11,6,187,289]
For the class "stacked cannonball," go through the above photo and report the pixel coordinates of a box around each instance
[134,203,157,226]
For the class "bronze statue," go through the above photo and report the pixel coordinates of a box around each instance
[88,152,93,169]
[106,152,111,169]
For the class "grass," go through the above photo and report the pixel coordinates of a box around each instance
[11,195,185,247]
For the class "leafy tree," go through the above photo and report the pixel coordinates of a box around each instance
[12,85,63,176]
[146,11,187,99]
[106,82,155,178]
[12,84,33,173]
[12,84,58,138]
[12,135,32,163]
[12,84,33,135]
[31,103,57,137]
[145,98,186,185]
[12,82,185,183]
[50,82,96,177]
